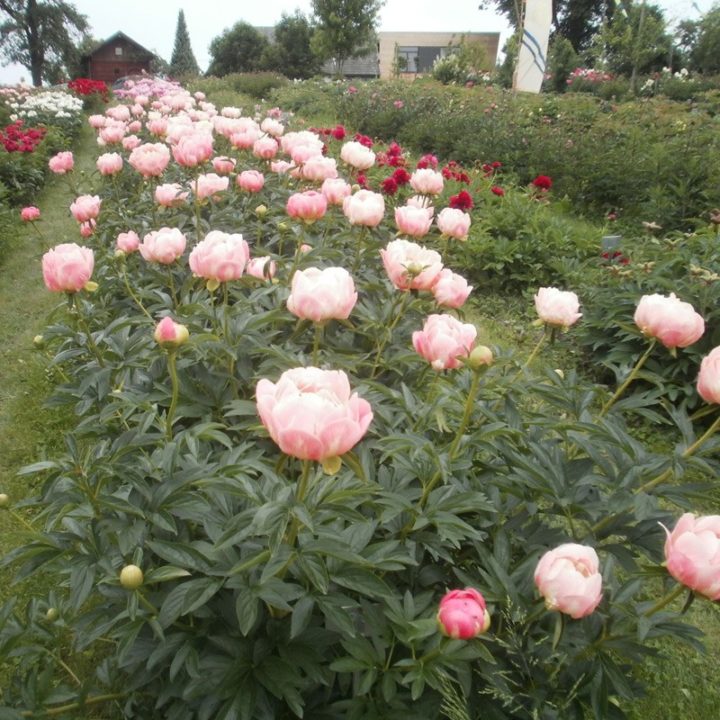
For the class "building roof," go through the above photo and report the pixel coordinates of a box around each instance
[82,32,156,61]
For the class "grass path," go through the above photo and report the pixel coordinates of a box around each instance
[0,120,97,605]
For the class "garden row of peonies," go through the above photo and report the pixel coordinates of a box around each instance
[3,76,720,718]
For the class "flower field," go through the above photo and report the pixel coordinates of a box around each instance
[1,76,719,719]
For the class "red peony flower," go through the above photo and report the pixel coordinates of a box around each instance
[354,133,373,148]
[449,190,474,210]
[416,153,438,170]
[381,177,398,195]
[532,175,553,191]
[331,125,346,140]
[392,167,411,185]
[491,186,505,197]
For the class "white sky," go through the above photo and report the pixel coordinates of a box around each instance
[0,0,716,84]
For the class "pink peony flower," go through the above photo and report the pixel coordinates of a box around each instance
[122,135,141,151]
[340,140,375,170]
[79,220,96,238]
[270,160,294,175]
[381,239,443,291]
[301,155,338,182]
[116,230,140,253]
[634,293,705,349]
[188,230,250,283]
[322,178,352,205]
[534,543,603,619]
[287,267,357,323]
[534,287,582,329]
[212,156,236,175]
[437,588,491,639]
[395,205,433,238]
[412,314,477,370]
[194,173,229,201]
[663,513,720,600]
[48,151,74,174]
[697,346,720,404]
[343,190,385,227]
[21,206,40,222]
[172,132,214,167]
[246,256,276,280]
[286,190,327,223]
[155,183,189,207]
[437,207,471,240]
[236,170,265,193]
[253,136,279,160]
[96,152,123,176]
[432,269,473,309]
[230,127,261,150]
[129,143,171,178]
[154,316,189,347]
[98,123,126,145]
[410,168,444,195]
[42,243,94,292]
[139,227,187,264]
[256,367,373,462]
[260,117,284,137]
[70,195,101,223]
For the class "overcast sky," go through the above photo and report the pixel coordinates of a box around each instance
[0,0,716,84]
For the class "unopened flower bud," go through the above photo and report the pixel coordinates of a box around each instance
[154,317,189,348]
[45,608,59,621]
[120,564,144,590]
[255,204,268,218]
[33,335,44,348]
[468,345,493,369]
[554,368,565,379]
[0,493,9,507]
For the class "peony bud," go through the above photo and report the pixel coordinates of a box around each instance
[45,608,59,621]
[0,493,9,507]
[154,317,189,348]
[120,564,144,590]
[468,345,493,369]
[255,204,268,218]
[437,588,491,639]
[33,335,44,348]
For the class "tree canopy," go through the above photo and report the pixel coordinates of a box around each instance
[0,0,88,85]
[261,11,320,79]
[207,21,269,76]
[169,9,200,77]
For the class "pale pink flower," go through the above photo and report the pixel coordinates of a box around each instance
[105,105,130,122]
[212,156,236,175]
[155,183,189,207]
[127,120,142,134]
[154,317,189,347]
[48,151,74,174]
[287,267,357,323]
[79,220,96,238]
[140,228,187,264]
[21,206,40,222]
[410,168,444,195]
[147,117,168,137]
[230,127,261,149]
[395,205,433,238]
[432,269,473,308]
[412,314,477,370]
[406,195,434,210]
[129,143,171,178]
[88,114,106,129]
[534,544,603,619]
[189,231,250,283]
[194,173,229,201]
[437,589,491,639]
[340,141,375,170]
[697,346,720,404]
[437,207,471,240]
[270,160,294,175]
[381,239,443,291]
[256,367,373,462]
[260,117,284,136]
[343,189,385,227]
[322,178,352,205]
[534,287,582,329]
[634,293,705,349]
[663,513,720,600]
[42,243,94,292]
[122,135,141,151]
[99,122,126,145]
[172,132,213,167]
[70,195,101,223]
[253,136,279,160]
[116,231,140,253]
[286,190,327,223]
[96,152,123,176]
[246,256,276,280]
[301,155,338,182]
[236,170,265,193]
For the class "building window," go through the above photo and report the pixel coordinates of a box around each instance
[396,46,418,73]
[115,46,123,56]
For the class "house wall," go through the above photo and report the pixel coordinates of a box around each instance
[88,37,152,83]
[378,32,499,79]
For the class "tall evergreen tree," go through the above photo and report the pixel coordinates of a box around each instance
[169,9,200,77]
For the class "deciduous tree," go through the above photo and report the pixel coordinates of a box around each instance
[207,21,268,76]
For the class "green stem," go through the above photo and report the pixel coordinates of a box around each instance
[72,294,105,367]
[194,179,203,245]
[167,268,178,307]
[137,590,160,615]
[370,291,411,379]
[643,584,686,616]
[312,323,324,366]
[8,508,36,533]
[20,693,126,718]
[166,350,180,441]
[514,326,547,379]
[121,265,152,320]
[599,339,656,417]
[285,460,313,549]
[352,226,368,273]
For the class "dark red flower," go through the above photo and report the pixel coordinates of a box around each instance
[416,153,438,170]
[331,125,346,140]
[449,190,474,210]
[491,186,505,197]
[532,175,553,191]
[381,177,398,195]
[387,141,403,157]
[354,133,373,148]
[357,173,369,189]
[392,167,411,185]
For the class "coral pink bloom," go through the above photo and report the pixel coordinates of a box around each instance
[381,239,443,291]
[105,104,130,122]
[246,256,276,280]
[48,151,74,174]
[70,195,101,223]
[122,135,141,151]
[301,155,338,182]
[140,228,187,264]
[410,168,444,195]
[270,160,294,175]
[172,132,214,167]
[260,117,284,136]
[230,127,261,150]
[634,293,705,349]
[147,117,168,137]
[432,269,473,309]
[253,136,279,160]
[96,152,123,176]
[534,544,603,619]
[395,205,433,238]
[256,367,373,462]
[437,588,491,639]
[42,243,94,292]
[194,173,229,201]
[340,140,375,170]
[188,230,250,283]
[127,120,142,134]
[21,206,40,222]
[287,190,327,223]
[155,183,189,208]
[99,123,126,145]
[287,267,357,323]
[437,207,471,241]
[129,143,171,178]
[343,189,385,227]
[88,114,106,129]
[534,287,582,329]
[412,314,477,371]
[154,316,189,347]
[663,513,720,600]
[322,178,352,205]
[236,170,265,193]
[116,231,140,253]
[79,220,96,238]
[290,143,322,165]
[697,346,720,404]
[212,156,236,175]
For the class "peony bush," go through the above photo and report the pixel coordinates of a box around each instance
[1,79,720,720]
